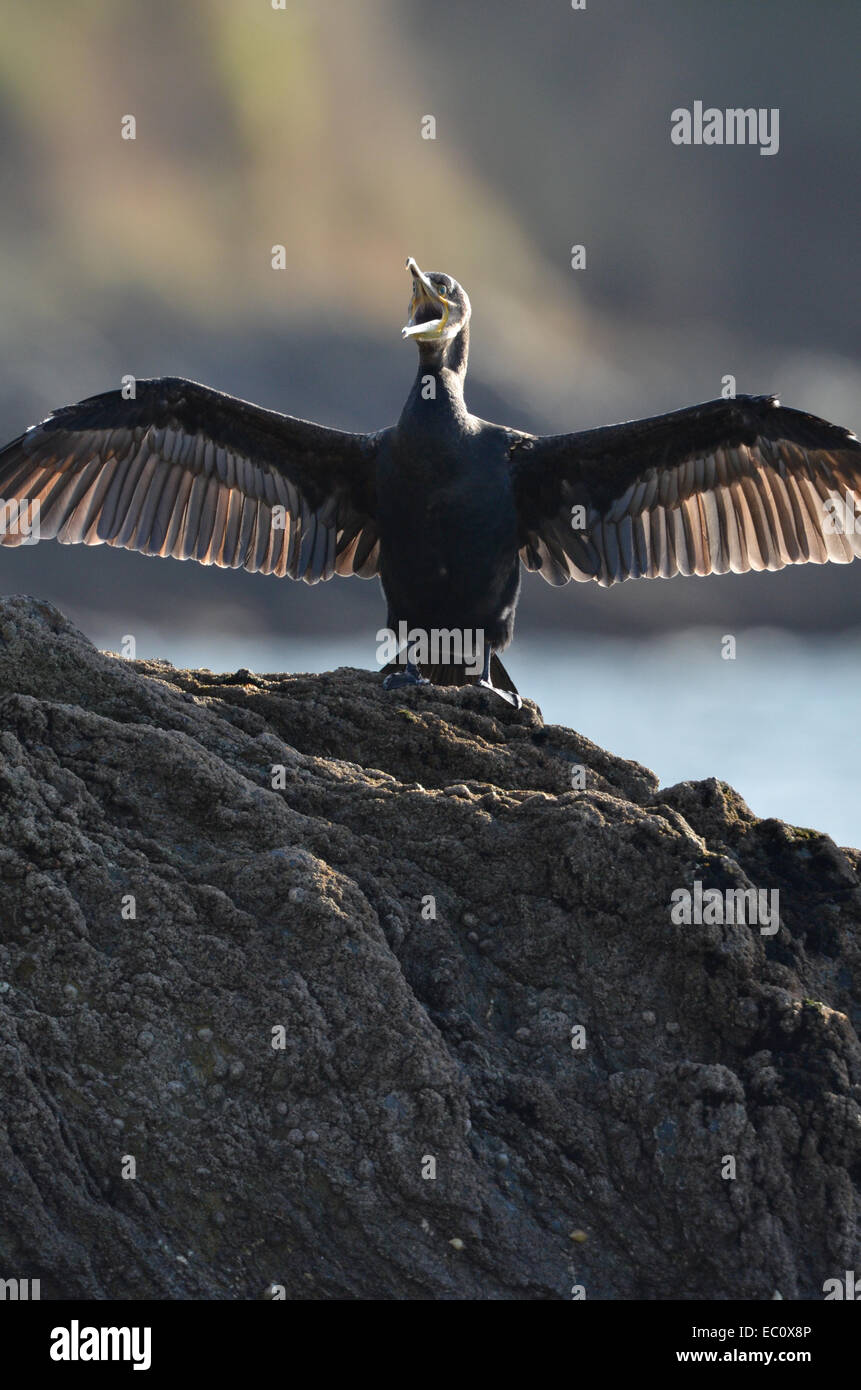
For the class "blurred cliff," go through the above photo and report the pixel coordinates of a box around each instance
[0,0,858,648]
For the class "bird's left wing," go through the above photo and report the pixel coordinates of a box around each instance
[509,394,861,586]
[0,376,384,581]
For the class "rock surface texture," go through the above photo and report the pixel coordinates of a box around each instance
[0,595,858,1300]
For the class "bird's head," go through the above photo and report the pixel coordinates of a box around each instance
[402,257,471,369]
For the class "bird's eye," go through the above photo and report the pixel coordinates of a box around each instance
[436,280,450,295]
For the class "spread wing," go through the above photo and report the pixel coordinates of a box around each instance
[0,377,384,581]
[510,394,861,586]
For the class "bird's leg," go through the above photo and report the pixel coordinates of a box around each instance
[382,652,429,691]
[477,643,522,709]
[479,642,492,682]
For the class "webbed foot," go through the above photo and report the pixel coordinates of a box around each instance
[383,660,429,691]
[477,677,522,709]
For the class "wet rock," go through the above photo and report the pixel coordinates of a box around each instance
[0,596,858,1299]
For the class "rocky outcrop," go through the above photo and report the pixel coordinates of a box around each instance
[0,595,858,1300]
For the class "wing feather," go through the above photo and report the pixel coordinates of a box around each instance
[511,394,861,588]
[0,376,383,583]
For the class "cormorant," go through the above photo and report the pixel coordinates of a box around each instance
[1,256,859,707]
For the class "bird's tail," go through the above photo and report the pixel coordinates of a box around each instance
[383,653,519,696]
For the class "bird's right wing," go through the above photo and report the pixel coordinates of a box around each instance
[0,376,385,582]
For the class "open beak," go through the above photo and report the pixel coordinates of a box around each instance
[402,256,450,341]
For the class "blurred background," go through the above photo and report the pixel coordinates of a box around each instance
[0,0,859,842]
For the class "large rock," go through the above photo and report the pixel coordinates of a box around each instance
[0,595,858,1300]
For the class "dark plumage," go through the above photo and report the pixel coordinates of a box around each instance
[1,256,860,706]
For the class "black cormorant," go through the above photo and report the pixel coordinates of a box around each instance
[1,256,860,707]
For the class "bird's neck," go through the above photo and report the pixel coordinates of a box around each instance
[406,326,469,417]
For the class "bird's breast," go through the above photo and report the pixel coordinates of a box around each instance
[378,429,514,539]
[376,427,518,623]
